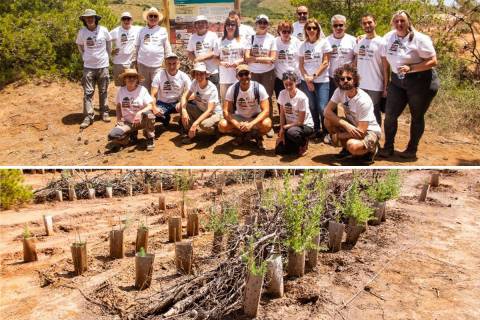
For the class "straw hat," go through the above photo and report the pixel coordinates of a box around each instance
[143,7,164,23]
[79,9,102,22]
[119,69,144,85]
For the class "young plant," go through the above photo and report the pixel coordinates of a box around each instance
[23,224,31,239]
[344,179,373,225]
[175,171,192,203]
[72,228,86,247]
[241,238,267,276]
[206,201,238,234]
[138,216,148,230]
[367,170,401,202]
[0,170,33,210]
[138,247,146,257]
[303,171,329,250]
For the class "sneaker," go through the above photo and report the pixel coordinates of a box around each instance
[357,144,378,164]
[266,128,274,138]
[146,138,155,151]
[80,117,92,129]
[129,132,138,144]
[181,135,192,145]
[378,146,394,158]
[323,133,332,145]
[335,148,351,160]
[398,149,417,160]
[298,141,309,157]
[232,136,245,146]
[255,136,265,150]
[102,112,111,122]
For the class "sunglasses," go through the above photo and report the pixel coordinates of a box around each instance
[238,71,250,77]
[126,75,137,80]
[257,21,268,25]
[340,76,353,81]
[306,26,318,31]
[148,15,159,19]
[281,30,292,34]
[226,24,236,27]
[297,12,308,16]
[121,17,132,21]
[333,24,344,28]
[282,74,296,81]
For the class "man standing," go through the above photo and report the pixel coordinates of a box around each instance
[76,9,112,129]
[187,15,220,90]
[110,12,141,88]
[354,14,389,127]
[324,64,381,163]
[228,10,255,42]
[218,65,272,149]
[292,6,308,41]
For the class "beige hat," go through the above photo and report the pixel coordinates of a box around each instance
[143,7,164,23]
[120,12,132,19]
[79,9,101,22]
[119,69,144,85]
[236,64,250,74]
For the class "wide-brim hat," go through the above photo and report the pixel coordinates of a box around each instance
[79,9,102,22]
[191,62,210,77]
[119,69,145,84]
[143,7,164,23]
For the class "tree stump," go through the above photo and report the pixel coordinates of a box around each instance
[109,229,124,259]
[88,188,96,200]
[266,255,283,298]
[106,186,113,198]
[419,183,429,202]
[216,187,223,195]
[135,253,155,290]
[71,243,87,275]
[68,185,77,201]
[212,231,224,255]
[43,215,54,236]
[175,241,193,275]
[430,173,440,187]
[135,228,149,253]
[306,234,320,272]
[168,217,182,242]
[187,212,199,237]
[287,249,305,277]
[55,190,63,202]
[158,195,166,211]
[243,271,264,318]
[328,221,345,252]
[23,237,38,262]
[370,201,386,225]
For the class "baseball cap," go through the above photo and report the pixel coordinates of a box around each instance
[236,64,250,74]
[255,14,269,23]
[194,15,208,23]
[120,12,132,19]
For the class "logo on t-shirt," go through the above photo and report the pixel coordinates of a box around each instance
[278,50,286,60]
[359,45,366,56]
[195,41,203,51]
[389,40,401,53]
[304,50,312,60]
[238,97,247,108]
[121,33,128,45]
[144,33,151,44]
[163,81,172,91]
[284,102,293,114]
[297,33,304,40]
[122,97,131,108]
[252,44,260,57]
[86,37,95,48]
[331,44,338,56]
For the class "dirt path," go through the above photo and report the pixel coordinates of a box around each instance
[0,81,479,166]
[1,170,479,320]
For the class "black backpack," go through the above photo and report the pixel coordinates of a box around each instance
[232,80,260,112]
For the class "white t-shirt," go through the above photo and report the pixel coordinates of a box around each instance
[116,85,153,123]
[327,34,357,76]
[246,33,277,73]
[354,36,386,92]
[214,37,246,84]
[76,26,111,69]
[110,25,141,65]
[136,26,171,68]
[239,24,255,43]
[382,30,436,75]
[225,81,269,119]
[298,39,332,83]
[274,37,301,82]
[190,80,222,114]
[152,70,192,104]
[187,31,219,75]
[277,89,314,128]
[292,21,306,42]
[330,88,381,135]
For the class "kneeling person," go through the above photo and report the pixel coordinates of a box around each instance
[324,64,381,162]
[276,70,314,156]
[179,62,222,144]
[218,65,272,149]
[108,69,156,151]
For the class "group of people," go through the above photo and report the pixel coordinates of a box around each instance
[75,5,439,162]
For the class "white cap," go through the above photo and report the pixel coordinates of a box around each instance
[255,14,269,23]
[120,12,132,19]
[194,15,208,23]
[192,62,208,73]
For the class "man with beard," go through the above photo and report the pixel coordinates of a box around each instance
[218,64,272,149]
[324,64,381,163]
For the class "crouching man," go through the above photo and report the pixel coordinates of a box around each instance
[218,64,272,149]
[107,69,156,151]
[324,64,381,163]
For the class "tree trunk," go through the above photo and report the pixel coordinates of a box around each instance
[168,217,182,242]
[175,241,193,275]
[71,243,87,275]
[159,194,166,210]
[266,254,283,298]
[419,183,429,202]
[109,229,124,259]
[328,221,344,252]
[430,173,440,187]
[106,186,113,198]
[55,190,63,202]
[212,231,224,255]
[135,253,155,290]
[187,212,199,237]
[306,234,320,272]
[88,188,96,199]
[23,237,38,262]
[43,215,54,236]
[135,228,149,253]
[243,271,264,318]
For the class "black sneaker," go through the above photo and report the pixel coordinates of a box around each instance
[129,132,138,144]
[378,146,394,158]
[335,148,351,160]
[398,149,417,160]
[255,136,265,150]
[146,138,155,151]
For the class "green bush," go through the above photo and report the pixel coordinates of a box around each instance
[367,170,401,203]
[241,238,267,276]
[206,201,238,234]
[343,179,373,225]
[0,170,33,210]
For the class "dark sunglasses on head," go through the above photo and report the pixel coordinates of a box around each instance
[297,12,308,16]
[340,76,353,81]
[238,71,250,77]
[148,15,158,18]
[282,73,296,81]
[306,26,318,31]
[333,24,344,28]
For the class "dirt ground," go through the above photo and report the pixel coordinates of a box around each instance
[1,170,479,320]
[0,81,479,166]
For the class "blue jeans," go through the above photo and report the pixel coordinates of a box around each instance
[300,81,329,134]
[155,100,178,126]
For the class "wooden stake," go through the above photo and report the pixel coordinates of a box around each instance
[127,184,133,197]
[187,212,199,237]
[328,221,344,252]
[159,195,166,210]
[43,215,54,236]
[135,228,149,253]
[212,231,224,255]
[71,243,87,275]
[168,217,182,242]
[109,229,124,259]
[430,173,440,187]
[144,183,151,194]
[175,241,193,275]
[180,199,187,218]
[135,253,155,289]
[68,185,77,201]
[55,190,63,202]
[266,255,283,298]
[23,237,38,262]
[256,180,263,193]
[419,183,429,202]
[243,271,264,318]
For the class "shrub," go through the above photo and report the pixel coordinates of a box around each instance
[23,224,32,239]
[0,170,33,210]
[138,247,146,257]
[206,201,238,234]
[343,179,373,225]
[367,170,401,203]
[241,238,267,276]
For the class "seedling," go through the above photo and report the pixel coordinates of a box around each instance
[138,247,146,257]
[23,224,31,238]
[367,170,401,202]
[241,238,267,277]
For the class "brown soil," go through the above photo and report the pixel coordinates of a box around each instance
[1,170,479,319]
[0,81,479,166]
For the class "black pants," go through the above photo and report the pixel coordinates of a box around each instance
[328,77,337,100]
[384,70,439,152]
[275,125,313,155]
[274,77,284,114]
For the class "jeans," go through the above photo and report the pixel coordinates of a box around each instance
[275,125,314,155]
[300,81,330,134]
[155,100,178,126]
[384,70,439,152]
[82,67,109,119]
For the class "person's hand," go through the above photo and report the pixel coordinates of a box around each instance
[382,88,387,98]
[306,81,315,92]
[398,65,411,75]
[277,129,285,144]
[132,112,142,125]
[152,105,163,116]
[239,121,253,132]
[112,48,120,55]
[181,110,190,128]
[188,123,197,138]
[304,75,313,82]
[116,120,124,126]
[344,123,364,139]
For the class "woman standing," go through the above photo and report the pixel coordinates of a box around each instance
[379,10,439,160]
[298,18,332,140]
[214,17,245,103]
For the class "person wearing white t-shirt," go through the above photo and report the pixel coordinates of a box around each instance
[324,64,381,163]
[275,70,314,156]
[213,17,245,103]
[136,7,172,93]
[76,9,112,129]
[187,15,220,91]
[219,64,272,149]
[274,21,301,113]
[151,53,192,127]
[379,10,439,160]
[327,15,357,98]
[299,18,332,139]
[178,63,222,145]
[245,14,277,137]
[108,69,156,151]
[228,10,255,43]
[353,14,389,127]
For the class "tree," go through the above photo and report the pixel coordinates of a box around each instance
[0,170,33,210]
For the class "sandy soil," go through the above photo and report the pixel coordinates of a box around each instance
[0,81,479,166]
[1,170,479,319]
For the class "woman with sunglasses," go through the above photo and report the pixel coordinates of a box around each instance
[136,7,172,92]
[274,21,301,114]
[275,70,314,156]
[214,17,245,103]
[379,10,439,160]
[298,18,332,140]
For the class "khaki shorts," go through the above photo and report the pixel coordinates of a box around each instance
[185,102,222,134]
[332,116,380,153]
[113,62,136,86]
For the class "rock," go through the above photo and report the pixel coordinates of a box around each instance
[77,136,82,141]
[84,139,89,145]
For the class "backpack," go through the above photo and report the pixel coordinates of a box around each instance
[232,80,260,112]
